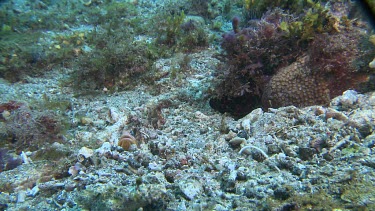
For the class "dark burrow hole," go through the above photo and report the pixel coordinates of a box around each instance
[209,93,262,120]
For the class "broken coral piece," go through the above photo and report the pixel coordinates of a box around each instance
[369,58,375,69]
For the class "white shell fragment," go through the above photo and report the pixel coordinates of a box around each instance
[21,151,32,164]
[369,58,375,68]
[78,147,94,161]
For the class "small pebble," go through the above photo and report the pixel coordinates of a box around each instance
[17,191,26,203]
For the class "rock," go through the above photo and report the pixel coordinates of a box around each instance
[330,90,358,110]
[78,147,94,160]
[347,109,375,137]
[95,142,112,156]
[340,90,358,107]
[148,162,163,171]
[267,144,281,154]
[55,190,68,205]
[179,179,202,200]
[27,186,39,197]
[229,137,245,148]
[68,166,79,176]
[1,110,10,120]
[21,151,32,164]
[325,108,348,122]
[80,117,93,125]
[17,191,26,203]
[273,186,292,200]
[241,108,263,134]
[108,107,120,123]
[298,147,317,161]
[237,130,248,139]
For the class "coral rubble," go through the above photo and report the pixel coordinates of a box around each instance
[1,0,375,210]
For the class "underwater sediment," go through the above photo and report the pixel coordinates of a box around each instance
[0,0,375,210]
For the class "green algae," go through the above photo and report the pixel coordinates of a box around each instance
[0,0,212,92]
